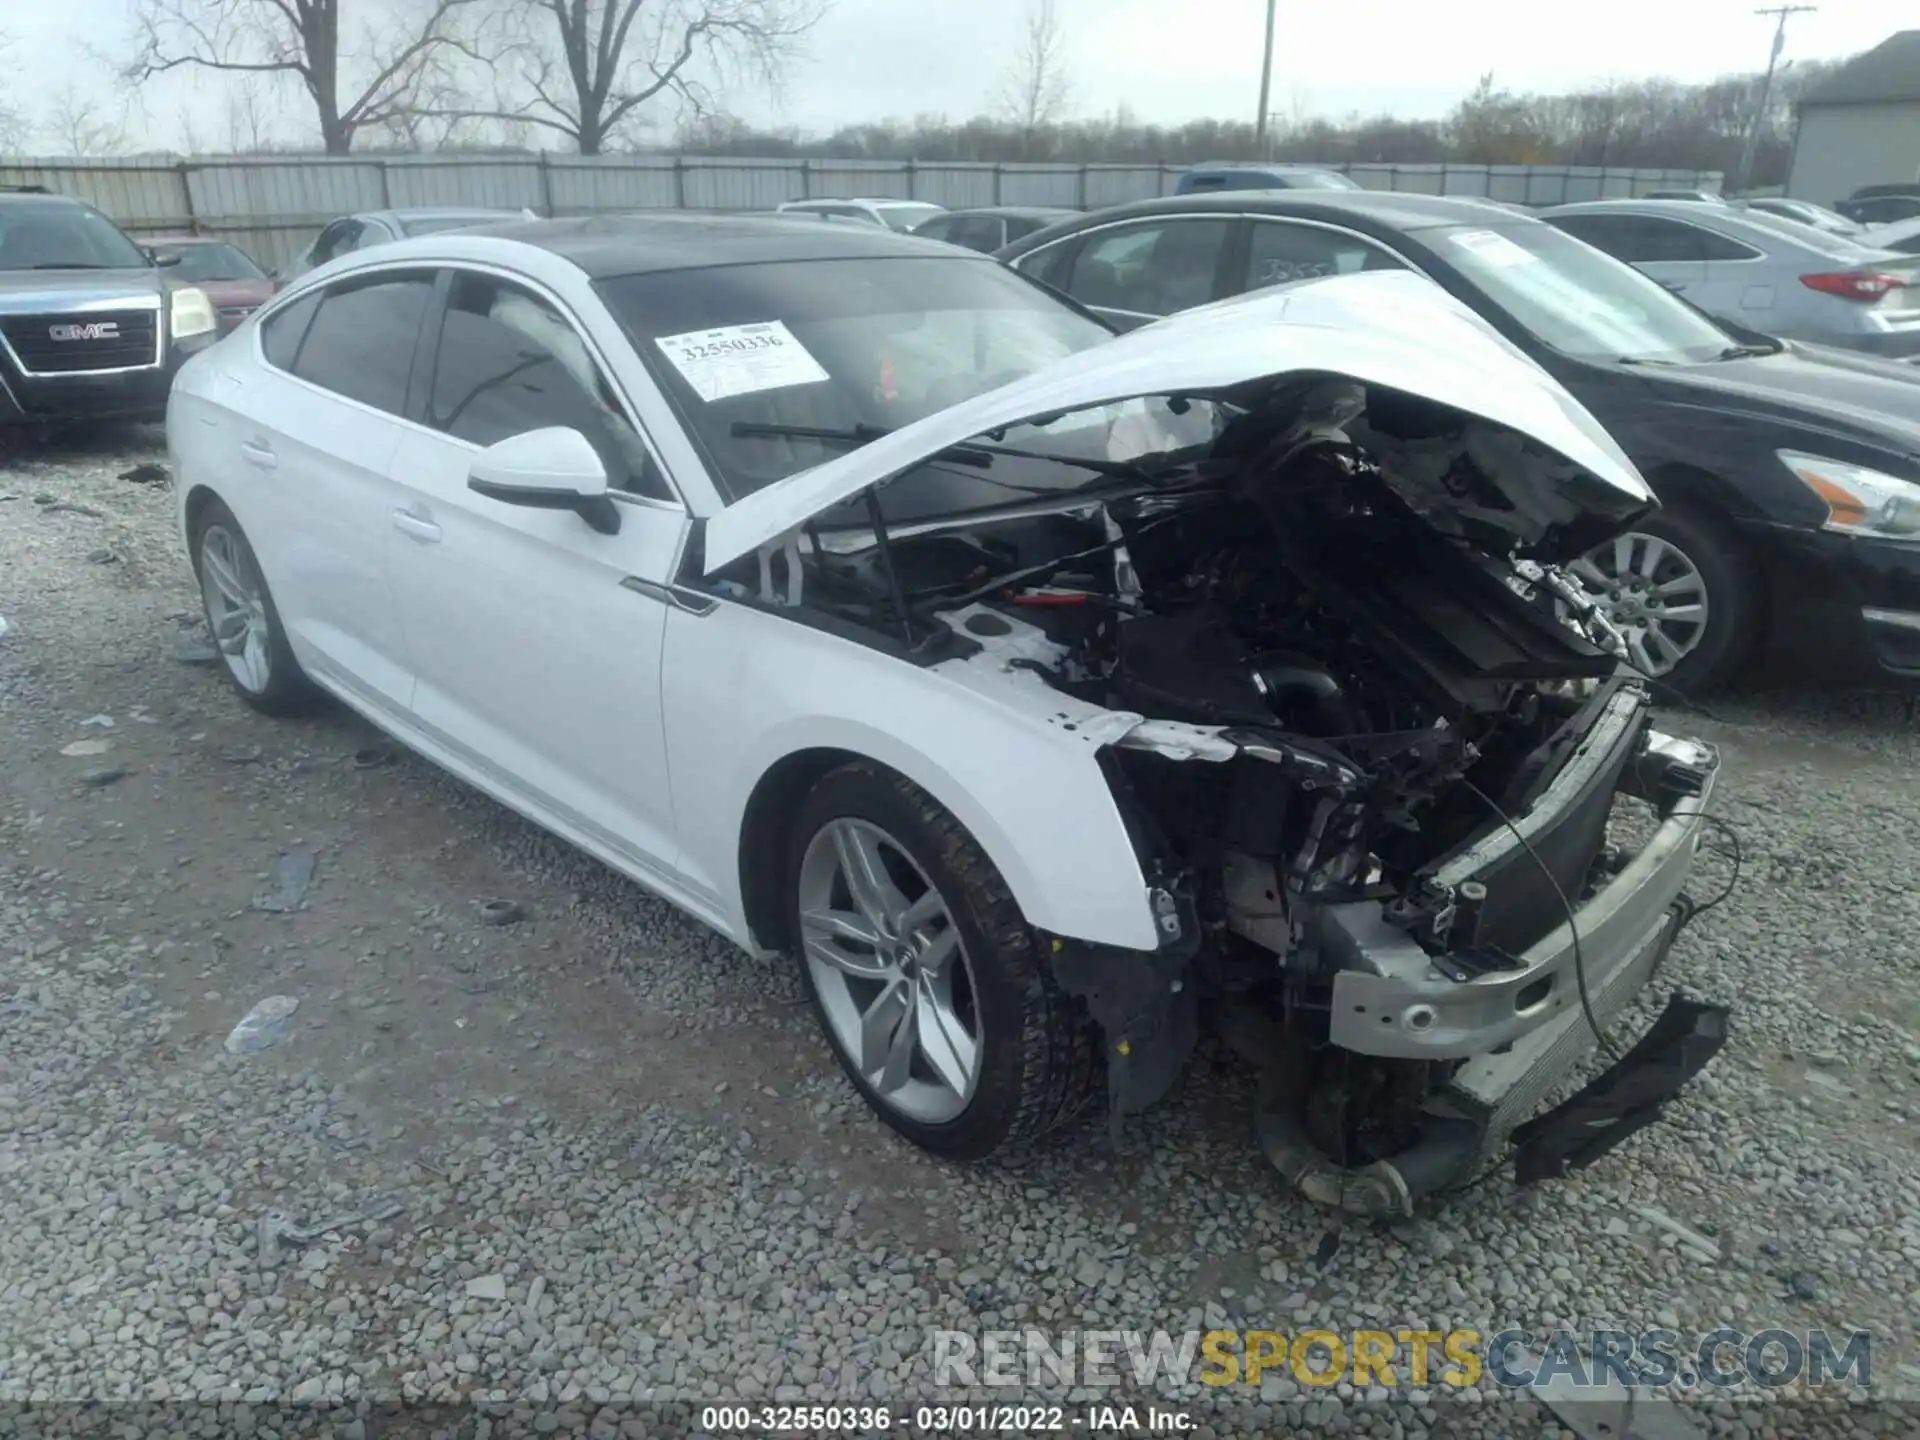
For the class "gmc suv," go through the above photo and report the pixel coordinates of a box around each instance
[0,189,217,430]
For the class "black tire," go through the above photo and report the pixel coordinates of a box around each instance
[188,496,322,717]
[1588,504,1758,695]
[786,761,1102,1160]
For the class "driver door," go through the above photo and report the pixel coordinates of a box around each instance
[384,266,695,891]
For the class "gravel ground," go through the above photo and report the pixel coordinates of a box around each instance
[2,428,1919,1440]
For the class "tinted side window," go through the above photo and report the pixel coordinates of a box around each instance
[426,270,672,502]
[1693,228,1763,261]
[1017,240,1079,289]
[914,216,954,243]
[1243,221,1406,291]
[291,271,433,415]
[1066,219,1232,316]
[260,291,321,372]
[949,216,1006,252]
[311,219,364,265]
[1551,215,1704,264]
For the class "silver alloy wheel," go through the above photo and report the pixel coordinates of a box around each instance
[797,817,982,1125]
[198,524,273,695]
[1567,531,1710,678]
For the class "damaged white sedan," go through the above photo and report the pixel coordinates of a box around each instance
[168,214,1729,1214]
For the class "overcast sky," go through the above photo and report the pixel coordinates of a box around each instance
[5,0,1912,151]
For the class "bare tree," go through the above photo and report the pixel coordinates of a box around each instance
[43,83,132,157]
[126,0,485,154]
[222,74,285,151]
[993,0,1071,157]
[0,30,26,152]
[439,0,825,156]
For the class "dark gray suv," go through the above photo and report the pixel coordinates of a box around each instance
[0,189,217,429]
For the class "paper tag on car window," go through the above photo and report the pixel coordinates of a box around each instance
[653,321,830,402]
[1448,229,1536,268]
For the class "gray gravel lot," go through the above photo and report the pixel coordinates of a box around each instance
[2,429,1919,1439]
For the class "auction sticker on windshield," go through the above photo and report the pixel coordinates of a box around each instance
[1449,229,1537,269]
[654,321,831,402]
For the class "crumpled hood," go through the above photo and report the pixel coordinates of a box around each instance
[702,270,1654,574]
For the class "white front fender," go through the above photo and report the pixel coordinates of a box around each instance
[661,598,1164,953]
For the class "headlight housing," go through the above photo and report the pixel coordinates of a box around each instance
[1779,450,1920,542]
[169,286,217,341]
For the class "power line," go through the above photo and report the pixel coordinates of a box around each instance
[1735,4,1817,192]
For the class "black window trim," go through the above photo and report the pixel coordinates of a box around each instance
[1551,209,1766,265]
[411,260,686,513]
[1013,210,1430,309]
[1040,212,1246,322]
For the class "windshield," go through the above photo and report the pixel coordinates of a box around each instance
[0,205,150,270]
[1297,171,1363,190]
[1432,222,1736,364]
[598,255,1116,503]
[162,242,266,282]
[878,204,945,232]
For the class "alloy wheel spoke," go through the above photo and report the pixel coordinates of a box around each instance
[211,610,251,649]
[1612,534,1635,580]
[833,824,904,936]
[202,544,248,608]
[1570,556,1610,590]
[917,926,960,978]
[914,980,976,1097]
[859,978,913,1085]
[801,905,885,952]
[1658,602,1705,622]
[1634,535,1669,580]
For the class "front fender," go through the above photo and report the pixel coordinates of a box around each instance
[661,598,1162,952]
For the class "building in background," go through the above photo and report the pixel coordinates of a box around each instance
[1787,31,1920,206]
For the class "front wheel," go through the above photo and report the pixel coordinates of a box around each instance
[786,762,1100,1160]
[190,497,320,716]
[1566,505,1757,693]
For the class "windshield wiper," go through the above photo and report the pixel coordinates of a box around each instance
[27,262,112,270]
[728,419,1166,483]
[1712,342,1778,360]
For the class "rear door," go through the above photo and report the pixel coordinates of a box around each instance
[223,269,433,717]
[384,265,692,886]
[1236,218,1411,295]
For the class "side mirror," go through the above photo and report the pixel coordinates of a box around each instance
[150,248,183,268]
[467,427,620,535]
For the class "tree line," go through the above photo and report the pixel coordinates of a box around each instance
[0,0,1852,188]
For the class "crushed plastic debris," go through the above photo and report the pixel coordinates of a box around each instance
[352,744,396,770]
[256,1196,403,1266]
[224,995,300,1054]
[79,714,115,729]
[119,462,171,486]
[60,739,112,757]
[79,767,127,789]
[253,850,316,913]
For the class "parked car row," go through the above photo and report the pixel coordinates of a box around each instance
[993,190,1920,691]
[164,209,1730,1215]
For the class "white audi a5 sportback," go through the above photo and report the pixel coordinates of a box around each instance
[169,214,1728,1214]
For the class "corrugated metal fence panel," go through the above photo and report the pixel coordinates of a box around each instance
[383,156,544,210]
[547,157,680,213]
[805,160,913,200]
[679,160,801,210]
[189,159,387,225]
[911,165,997,208]
[996,164,1081,206]
[2,153,1729,237]
[0,157,190,229]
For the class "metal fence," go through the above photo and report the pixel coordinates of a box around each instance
[0,153,1726,271]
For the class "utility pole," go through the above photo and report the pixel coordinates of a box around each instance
[1736,4,1815,193]
[1254,0,1278,150]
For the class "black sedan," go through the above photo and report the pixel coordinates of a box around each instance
[912,206,1080,253]
[998,192,1920,692]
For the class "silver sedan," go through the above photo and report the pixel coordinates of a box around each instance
[1540,199,1920,359]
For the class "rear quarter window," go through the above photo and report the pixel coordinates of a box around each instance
[288,271,434,416]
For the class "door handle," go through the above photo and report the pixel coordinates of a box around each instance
[391,508,442,544]
[240,439,278,469]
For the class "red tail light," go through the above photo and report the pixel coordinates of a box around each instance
[1799,270,1904,302]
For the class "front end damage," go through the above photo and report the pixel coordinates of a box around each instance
[699,274,1733,1208]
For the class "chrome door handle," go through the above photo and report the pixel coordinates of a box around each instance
[391,508,442,543]
[240,439,278,469]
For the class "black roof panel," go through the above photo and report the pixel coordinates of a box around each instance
[461,210,971,278]
[1040,189,1539,232]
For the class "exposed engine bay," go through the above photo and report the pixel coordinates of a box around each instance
[706,377,1726,1214]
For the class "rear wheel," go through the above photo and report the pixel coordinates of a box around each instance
[190,498,320,716]
[787,762,1100,1160]
[1566,505,1756,693]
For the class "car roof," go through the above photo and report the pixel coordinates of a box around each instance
[784,197,935,207]
[942,206,1078,220]
[363,206,526,225]
[0,191,92,209]
[145,233,232,244]
[449,210,974,278]
[1031,189,1538,232]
